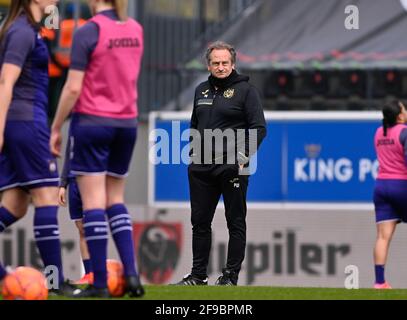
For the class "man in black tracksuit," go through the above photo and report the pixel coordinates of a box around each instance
[176,41,267,286]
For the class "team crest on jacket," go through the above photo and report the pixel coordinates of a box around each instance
[223,88,235,99]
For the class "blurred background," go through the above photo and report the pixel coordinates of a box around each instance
[3,0,407,118]
[2,0,264,118]
[2,0,407,288]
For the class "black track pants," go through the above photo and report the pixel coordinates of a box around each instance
[188,164,249,278]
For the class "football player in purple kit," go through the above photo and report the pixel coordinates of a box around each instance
[58,133,93,285]
[0,0,75,295]
[51,0,144,298]
[373,100,407,289]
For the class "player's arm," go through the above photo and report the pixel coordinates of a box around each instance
[0,28,34,152]
[50,70,85,157]
[0,64,22,152]
[50,23,94,157]
[59,136,71,188]
[58,187,67,207]
[400,128,407,167]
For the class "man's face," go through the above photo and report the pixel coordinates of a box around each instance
[207,49,235,79]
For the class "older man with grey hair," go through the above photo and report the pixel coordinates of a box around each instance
[175,41,267,286]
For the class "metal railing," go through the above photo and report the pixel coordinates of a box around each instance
[1,0,261,119]
[133,0,261,118]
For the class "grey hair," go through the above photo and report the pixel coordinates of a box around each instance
[205,41,237,65]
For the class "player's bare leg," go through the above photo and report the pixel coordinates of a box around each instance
[106,176,144,297]
[75,220,94,285]
[373,221,397,289]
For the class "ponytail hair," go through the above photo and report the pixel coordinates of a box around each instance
[382,99,402,137]
[111,0,128,22]
[383,118,389,137]
[0,0,36,46]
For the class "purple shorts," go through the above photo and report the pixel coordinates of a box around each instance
[0,121,59,192]
[68,179,83,221]
[69,116,137,178]
[374,179,407,224]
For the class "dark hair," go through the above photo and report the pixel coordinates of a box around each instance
[205,41,236,66]
[0,0,36,46]
[382,99,403,137]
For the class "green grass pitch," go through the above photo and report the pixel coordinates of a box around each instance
[134,286,407,300]
[2,286,405,300]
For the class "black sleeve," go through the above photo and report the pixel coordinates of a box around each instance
[189,90,199,159]
[240,86,267,162]
[190,89,198,130]
[59,138,71,188]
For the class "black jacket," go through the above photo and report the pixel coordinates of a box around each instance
[190,71,267,165]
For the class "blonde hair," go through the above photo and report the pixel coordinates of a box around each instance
[112,0,128,22]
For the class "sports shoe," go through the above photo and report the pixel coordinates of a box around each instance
[71,285,111,298]
[374,282,392,289]
[125,275,145,298]
[75,273,94,285]
[49,280,78,296]
[215,269,238,286]
[174,274,208,286]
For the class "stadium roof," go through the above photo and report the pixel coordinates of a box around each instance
[229,0,407,70]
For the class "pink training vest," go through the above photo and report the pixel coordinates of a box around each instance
[375,124,407,180]
[74,14,144,119]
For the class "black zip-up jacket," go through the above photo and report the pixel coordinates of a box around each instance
[190,70,267,165]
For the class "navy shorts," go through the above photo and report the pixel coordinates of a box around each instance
[68,179,83,221]
[374,179,407,224]
[0,121,59,192]
[70,118,137,178]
